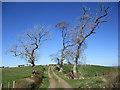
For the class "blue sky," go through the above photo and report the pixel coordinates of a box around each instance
[2,2,118,67]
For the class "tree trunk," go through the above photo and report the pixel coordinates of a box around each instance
[60,49,64,67]
[31,60,35,67]
[57,58,60,65]
[60,61,63,67]
[73,59,77,77]
[73,44,81,77]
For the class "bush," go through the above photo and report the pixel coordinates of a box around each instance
[106,72,120,88]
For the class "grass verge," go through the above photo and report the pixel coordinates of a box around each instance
[55,70,107,88]
[39,66,49,88]
[55,65,118,88]
[2,65,44,88]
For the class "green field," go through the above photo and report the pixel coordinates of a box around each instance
[63,65,117,77]
[2,64,118,88]
[2,65,48,88]
[55,65,118,88]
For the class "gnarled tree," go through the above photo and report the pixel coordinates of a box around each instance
[55,22,74,67]
[49,50,61,65]
[71,5,110,76]
[10,25,50,67]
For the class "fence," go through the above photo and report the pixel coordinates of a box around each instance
[0,81,16,89]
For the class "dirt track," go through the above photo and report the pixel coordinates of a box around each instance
[48,66,56,88]
[48,66,74,89]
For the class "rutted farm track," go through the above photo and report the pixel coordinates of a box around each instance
[47,66,73,89]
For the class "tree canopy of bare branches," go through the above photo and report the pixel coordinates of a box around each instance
[49,50,61,65]
[55,22,74,67]
[70,5,110,75]
[10,25,50,67]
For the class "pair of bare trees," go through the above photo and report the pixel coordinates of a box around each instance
[54,5,110,76]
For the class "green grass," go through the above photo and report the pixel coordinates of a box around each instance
[2,65,118,88]
[55,65,118,88]
[2,65,44,88]
[55,69,107,88]
[79,65,117,77]
[63,65,117,77]
[39,66,49,88]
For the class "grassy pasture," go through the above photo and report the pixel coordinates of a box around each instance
[63,65,117,77]
[55,65,118,88]
[2,65,44,88]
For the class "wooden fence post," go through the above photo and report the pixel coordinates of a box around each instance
[8,82,10,89]
[12,81,15,88]
[0,83,3,90]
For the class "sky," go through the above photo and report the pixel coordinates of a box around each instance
[2,2,118,67]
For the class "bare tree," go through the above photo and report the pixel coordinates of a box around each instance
[70,5,110,76]
[49,50,61,65]
[55,22,74,67]
[10,25,50,67]
[64,47,76,65]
